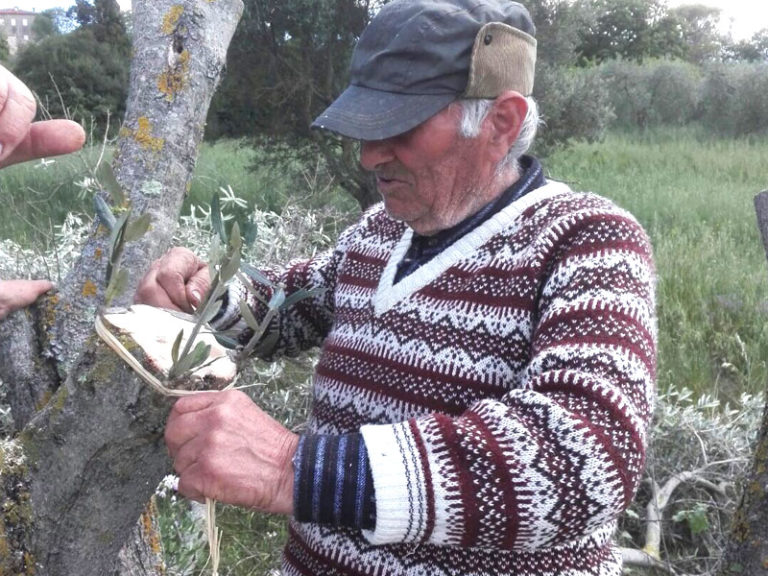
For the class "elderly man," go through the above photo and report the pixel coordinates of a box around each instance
[0,65,85,320]
[137,0,656,574]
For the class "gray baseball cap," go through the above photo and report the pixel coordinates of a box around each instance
[312,0,536,141]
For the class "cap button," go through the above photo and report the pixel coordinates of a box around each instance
[484,33,493,46]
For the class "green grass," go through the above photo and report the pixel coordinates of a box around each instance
[0,148,97,251]
[545,127,768,401]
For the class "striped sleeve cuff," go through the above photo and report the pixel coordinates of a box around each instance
[293,433,376,530]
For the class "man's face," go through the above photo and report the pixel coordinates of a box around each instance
[359,104,497,236]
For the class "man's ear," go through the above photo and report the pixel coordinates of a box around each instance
[486,91,528,160]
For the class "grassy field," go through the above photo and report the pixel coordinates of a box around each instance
[1,129,767,573]
[545,129,768,402]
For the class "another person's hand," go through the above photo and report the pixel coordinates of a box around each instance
[0,279,53,320]
[134,247,210,312]
[0,65,85,168]
[165,389,299,515]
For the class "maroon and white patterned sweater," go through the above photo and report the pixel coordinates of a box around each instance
[219,180,657,576]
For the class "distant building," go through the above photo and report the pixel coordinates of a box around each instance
[0,8,37,55]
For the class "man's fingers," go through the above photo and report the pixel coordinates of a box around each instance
[0,279,54,319]
[0,120,86,168]
[185,266,210,309]
[22,279,54,300]
[135,248,210,312]
[165,393,220,455]
[154,248,209,312]
[0,73,36,166]
[171,392,220,417]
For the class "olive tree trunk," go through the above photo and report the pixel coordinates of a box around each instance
[717,190,768,576]
[0,0,242,574]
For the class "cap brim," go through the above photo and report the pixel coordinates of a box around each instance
[311,85,457,141]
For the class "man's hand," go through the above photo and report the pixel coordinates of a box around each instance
[134,247,210,312]
[165,390,298,515]
[0,279,53,320]
[0,65,85,168]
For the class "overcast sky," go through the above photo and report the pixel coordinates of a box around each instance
[666,0,768,40]
[3,0,766,40]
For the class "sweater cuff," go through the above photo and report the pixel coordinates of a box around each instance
[293,433,376,530]
[360,421,433,545]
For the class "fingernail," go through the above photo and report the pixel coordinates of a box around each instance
[191,290,201,307]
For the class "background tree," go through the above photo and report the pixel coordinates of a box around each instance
[206,0,383,209]
[725,28,768,62]
[31,9,61,41]
[0,32,8,64]
[14,0,130,132]
[668,4,724,63]
[574,0,666,62]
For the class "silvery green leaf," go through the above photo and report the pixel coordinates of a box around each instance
[211,193,227,244]
[94,194,117,230]
[229,222,242,254]
[283,287,325,309]
[220,251,241,284]
[97,162,125,205]
[124,213,152,242]
[267,288,285,310]
[105,268,128,305]
[173,341,211,376]
[171,329,184,364]
[202,298,223,323]
[239,263,274,287]
[238,300,260,331]
[109,211,131,260]
[214,333,240,349]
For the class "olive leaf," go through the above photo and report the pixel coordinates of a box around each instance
[238,300,260,332]
[214,333,240,349]
[201,299,223,324]
[283,287,325,309]
[169,341,212,379]
[267,288,286,310]
[94,194,117,230]
[239,264,275,289]
[104,269,129,305]
[106,210,130,283]
[171,329,184,364]
[97,162,125,206]
[124,213,152,243]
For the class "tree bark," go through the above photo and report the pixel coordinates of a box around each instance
[0,1,243,574]
[717,190,768,576]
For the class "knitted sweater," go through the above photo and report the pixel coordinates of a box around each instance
[216,180,657,576]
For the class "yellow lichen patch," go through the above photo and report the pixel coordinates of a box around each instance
[134,117,165,153]
[157,49,190,101]
[23,551,36,575]
[94,247,103,259]
[161,4,184,35]
[82,280,98,298]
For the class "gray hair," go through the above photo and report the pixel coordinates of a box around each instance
[455,96,540,174]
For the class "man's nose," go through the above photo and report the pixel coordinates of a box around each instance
[359,139,395,171]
